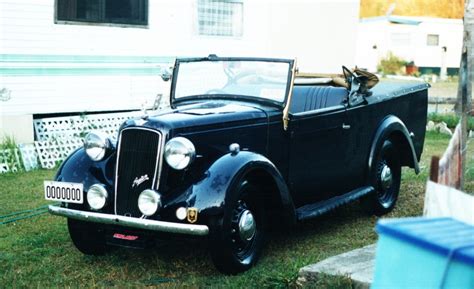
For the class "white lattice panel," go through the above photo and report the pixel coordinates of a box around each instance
[0,149,21,174]
[18,143,39,171]
[34,138,83,169]
[34,111,141,141]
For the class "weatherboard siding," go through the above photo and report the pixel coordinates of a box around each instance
[2,75,166,115]
[1,0,169,56]
[0,0,361,118]
[0,0,175,116]
[0,55,170,115]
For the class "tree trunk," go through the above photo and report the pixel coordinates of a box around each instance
[455,0,473,115]
[456,0,474,190]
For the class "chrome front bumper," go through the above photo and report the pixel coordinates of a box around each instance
[48,205,209,236]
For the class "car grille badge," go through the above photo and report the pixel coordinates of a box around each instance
[187,207,198,223]
[132,174,149,188]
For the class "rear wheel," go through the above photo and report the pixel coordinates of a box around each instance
[67,218,109,255]
[209,180,266,274]
[362,140,401,216]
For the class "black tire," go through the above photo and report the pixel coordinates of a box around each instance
[209,180,266,274]
[362,139,402,216]
[67,218,109,255]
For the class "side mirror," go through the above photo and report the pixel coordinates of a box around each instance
[160,66,173,82]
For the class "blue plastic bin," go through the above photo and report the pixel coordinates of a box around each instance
[372,217,474,289]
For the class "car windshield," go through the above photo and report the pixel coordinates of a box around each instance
[173,59,292,104]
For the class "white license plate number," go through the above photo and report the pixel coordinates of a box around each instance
[44,181,83,204]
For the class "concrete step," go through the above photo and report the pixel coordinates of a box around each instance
[297,244,376,289]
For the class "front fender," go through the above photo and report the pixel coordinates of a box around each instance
[368,115,420,175]
[163,151,295,225]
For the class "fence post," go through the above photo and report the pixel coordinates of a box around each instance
[460,49,468,189]
[430,156,440,183]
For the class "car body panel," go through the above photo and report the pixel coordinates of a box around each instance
[160,151,295,224]
[47,57,428,262]
[288,105,349,204]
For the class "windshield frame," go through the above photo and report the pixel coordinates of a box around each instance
[170,56,295,108]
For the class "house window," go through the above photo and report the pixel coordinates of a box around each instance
[197,0,243,37]
[427,34,439,46]
[56,0,148,26]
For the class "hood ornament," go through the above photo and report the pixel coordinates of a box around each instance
[141,103,149,120]
[132,174,149,188]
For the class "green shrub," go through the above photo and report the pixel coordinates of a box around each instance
[377,52,407,75]
[428,113,474,131]
[0,135,23,172]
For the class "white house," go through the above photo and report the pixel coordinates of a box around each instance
[0,0,361,143]
[356,15,463,74]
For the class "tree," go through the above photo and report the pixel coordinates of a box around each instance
[360,0,465,19]
[455,0,473,189]
[455,0,473,115]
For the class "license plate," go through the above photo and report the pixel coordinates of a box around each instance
[44,181,83,204]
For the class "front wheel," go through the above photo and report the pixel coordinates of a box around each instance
[67,218,109,255]
[362,139,401,216]
[209,180,265,274]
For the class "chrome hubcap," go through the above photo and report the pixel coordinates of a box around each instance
[238,210,256,241]
[380,164,393,190]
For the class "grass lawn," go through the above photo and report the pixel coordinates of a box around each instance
[0,132,472,288]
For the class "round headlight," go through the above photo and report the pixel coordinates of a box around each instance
[164,137,196,170]
[138,189,161,216]
[84,131,110,161]
[87,184,108,210]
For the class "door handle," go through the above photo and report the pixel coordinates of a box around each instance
[342,123,351,130]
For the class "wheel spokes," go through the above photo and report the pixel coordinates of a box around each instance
[231,200,257,258]
[377,160,394,204]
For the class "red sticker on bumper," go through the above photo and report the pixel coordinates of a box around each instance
[113,233,139,241]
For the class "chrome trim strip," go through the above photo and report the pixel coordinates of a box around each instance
[114,127,164,215]
[156,129,166,190]
[49,205,209,236]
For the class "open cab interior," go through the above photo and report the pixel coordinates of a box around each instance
[290,67,379,115]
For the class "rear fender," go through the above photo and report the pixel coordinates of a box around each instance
[368,115,420,175]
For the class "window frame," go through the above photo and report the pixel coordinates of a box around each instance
[427,34,440,46]
[195,0,244,38]
[54,0,149,29]
[170,56,294,109]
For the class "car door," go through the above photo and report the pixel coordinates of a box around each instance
[288,105,353,205]
[342,103,373,189]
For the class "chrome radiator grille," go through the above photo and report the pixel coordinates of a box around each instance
[114,127,163,217]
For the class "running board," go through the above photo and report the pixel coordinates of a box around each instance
[296,186,374,221]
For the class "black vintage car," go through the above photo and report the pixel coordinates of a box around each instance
[45,56,428,274]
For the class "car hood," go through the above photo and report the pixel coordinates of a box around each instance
[122,101,269,133]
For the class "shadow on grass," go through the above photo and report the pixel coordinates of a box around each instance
[81,201,377,288]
